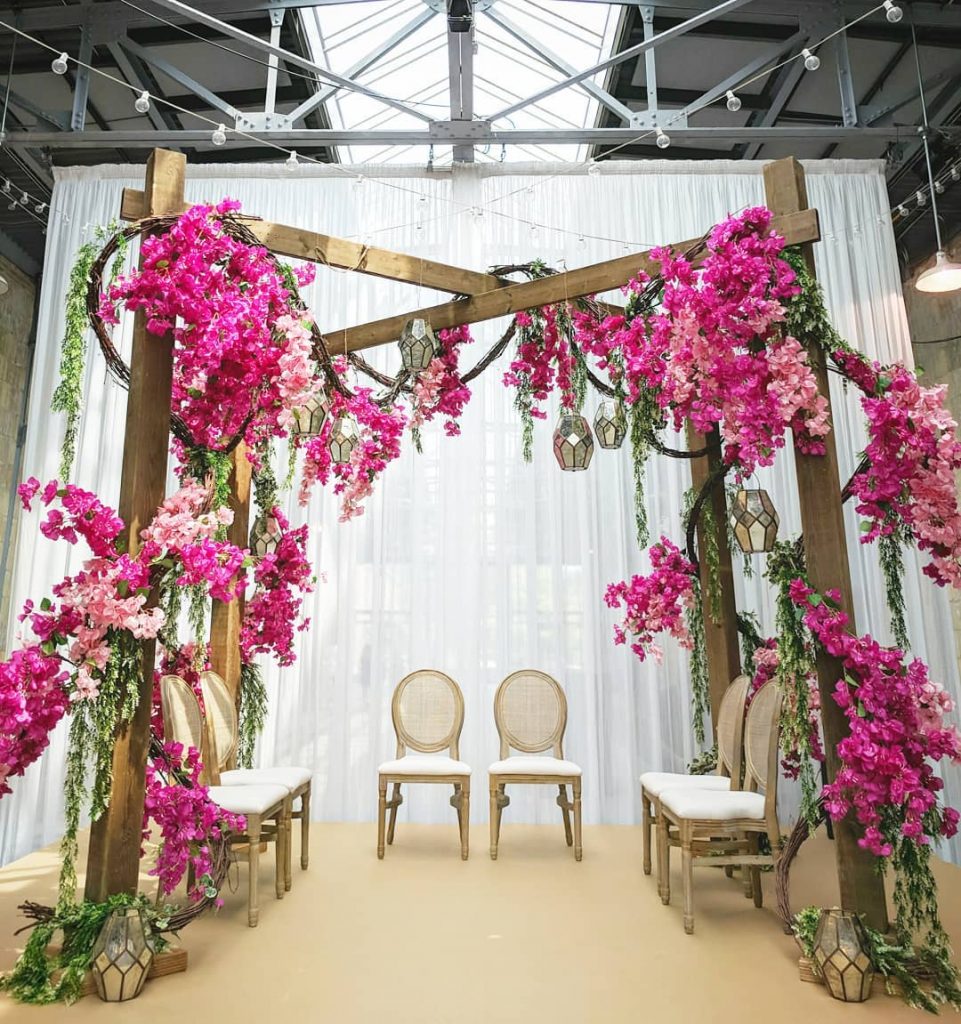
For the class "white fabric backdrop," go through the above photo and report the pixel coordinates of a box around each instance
[2,158,959,867]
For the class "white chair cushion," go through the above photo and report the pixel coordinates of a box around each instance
[640,771,731,798]
[488,756,581,777]
[208,783,288,816]
[378,754,471,776]
[660,787,766,821]
[220,766,312,792]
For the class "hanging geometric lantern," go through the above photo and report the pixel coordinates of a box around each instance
[328,414,359,464]
[290,385,329,439]
[593,399,627,449]
[552,411,594,471]
[249,514,283,559]
[729,488,779,554]
[812,908,875,1002]
[398,317,439,372]
[90,907,154,1002]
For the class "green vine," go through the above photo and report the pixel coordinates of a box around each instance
[879,526,911,651]
[253,443,280,517]
[686,576,710,747]
[700,497,722,625]
[737,610,765,673]
[628,394,657,549]
[237,661,269,769]
[725,484,754,579]
[183,447,232,517]
[687,745,718,775]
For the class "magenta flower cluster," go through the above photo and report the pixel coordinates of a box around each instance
[791,580,961,857]
[409,325,475,437]
[604,537,697,664]
[503,305,578,415]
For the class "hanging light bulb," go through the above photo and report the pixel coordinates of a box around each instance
[952,166,961,182]
[802,48,820,72]
[285,150,299,168]
[211,123,227,146]
[896,204,908,217]
[916,189,927,207]
[725,90,741,112]
[353,174,365,191]
[935,180,945,194]
[1,180,10,194]
[655,128,670,150]
[916,250,961,294]
[134,90,151,114]
[51,52,69,75]
[587,160,601,176]
[34,201,46,214]
[883,1,903,23]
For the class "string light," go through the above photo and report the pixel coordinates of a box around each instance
[725,90,741,112]
[134,90,151,114]
[34,201,46,214]
[655,128,670,150]
[51,51,68,75]
[916,190,927,207]
[896,204,908,217]
[211,123,227,146]
[285,150,299,168]
[952,166,961,182]
[352,174,365,191]
[802,48,820,72]
[587,160,601,176]
[935,180,945,194]
[883,1,903,23]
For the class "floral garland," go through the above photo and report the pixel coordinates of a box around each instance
[409,325,475,444]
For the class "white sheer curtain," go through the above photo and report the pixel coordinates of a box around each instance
[2,158,959,866]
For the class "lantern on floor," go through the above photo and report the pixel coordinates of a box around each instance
[90,907,154,1002]
[812,908,874,1002]
[290,385,329,439]
[328,414,359,464]
[729,488,779,554]
[593,399,627,450]
[553,412,594,471]
[249,514,283,559]
[398,317,439,372]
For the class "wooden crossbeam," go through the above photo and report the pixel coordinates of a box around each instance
[328,208,820,352]
[120,187,505,296]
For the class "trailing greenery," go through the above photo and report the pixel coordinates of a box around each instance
[782,247,853,359]
[700,496,722,625]
[687,745,717,775]
[792,905,822,958]
[237,661,268,769]
[0,893,169,1006]
[879,526,911,651]
[686,576,710,747]
[725,484,754,580]
[628,394,658,549]
[737,610,765,674]
[252,442,280,518]
[764,540,821,828]
[183,447,232,517]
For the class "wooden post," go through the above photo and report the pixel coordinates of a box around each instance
[762,157,888,931]
[84,150,186,902]
[687,424,741,736]
[209,444,252,721]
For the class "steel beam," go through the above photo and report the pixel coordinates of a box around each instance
[640,5,658,119]
[70,19,93,132]
[108,42,174,133]
[832,4,858,128]
[742,38,812,159]
[447,5,474,162]
[489,0,756,122]
[264,8,285,118]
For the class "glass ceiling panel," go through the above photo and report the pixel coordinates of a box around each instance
[303,1,619,164]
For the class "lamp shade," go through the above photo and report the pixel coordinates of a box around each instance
[593,399,627,450]
[552,412,594,471]
[916,250,961,294]
[328,414,359,464]
[249,514,282,559]
[90,907,154,1002]
[812,908,874,1002]
[290,386,329,439]
[729,488,779,553]
[398,317,439,372]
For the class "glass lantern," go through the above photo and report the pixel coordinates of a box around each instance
[328,414,359,464]
[553,412,595,471]
[729,488,779,554]
[398,317,439,373]
[813,908,875,1002]
[290,386,329,439]
[90,907,154,1002]
[249,514,283,559]
[593,399,627,450]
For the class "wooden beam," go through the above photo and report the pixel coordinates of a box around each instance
[120,187,506,296]
[84,150,186,902]
[762,156,888,931]
[329,208,821,352]
[687,424,741,736]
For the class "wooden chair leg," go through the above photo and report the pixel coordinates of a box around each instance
[641,791,652,875]
[739,831,753,897]
[387,782,402,845]
[490,782,504,860]
[274,808,287,900]
[751,834,763,908]
[572,777,582,862]
[460,780,470,861]
[247,817,261,928]
[377,776,387,859]
[558,784,573,847]
[300,786,311,870]
[681,827,695,934]
[657,810,670,905]
[283,798,293,893]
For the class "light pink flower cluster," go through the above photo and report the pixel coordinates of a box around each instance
[604,537,697,663]
[838,353,961,588]
[241,508,314,667]
[99,200,317,455]
[504,305,577,414]
[143,741,245,902]
[791,580,961,857]
[409,325,474,437]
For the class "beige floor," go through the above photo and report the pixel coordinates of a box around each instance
[1,821,958,1022]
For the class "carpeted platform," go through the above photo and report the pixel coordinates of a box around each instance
[1,822,957,1021]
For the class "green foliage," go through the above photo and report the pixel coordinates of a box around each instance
[253,442,280,517]
[686,576,710,747]
[687,745,717,775]
[879,527,911,651]
[782,248,852,358]
[700,497,722,625]
[725,484,754,579]
[737,610,765,674]
[0,894,169,1006]
[512,321,539,463]
[628,392,660,549]
[864,919,961,1014]
[792,905,822,959]
[237,661,268,769]
[184,447,232,517]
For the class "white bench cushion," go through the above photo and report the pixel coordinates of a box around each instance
[660,787,766,821]
[220,767,312,792]
[208,783,288,816]
[378,754,471,776]
[489,756,581,777]
[640,771,730,798]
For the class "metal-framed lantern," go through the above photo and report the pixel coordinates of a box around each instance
[398,317,439,372]
[90,907,154,1002]
[729,488,779,554]
[553,412,594,471]
[249,514,283,559]
[328,414,359,464]
[290,385,330,439]
[593,399,627,450]
[812,908,875,1002]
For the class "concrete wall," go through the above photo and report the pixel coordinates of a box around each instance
[0,255,36,651]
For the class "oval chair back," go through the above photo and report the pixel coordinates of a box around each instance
[743,680,783,844]
[159,673,221,785]
[391,669,465,759]
[199,670,239,770]
[494,670,567,760]
[716,674,751,785]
